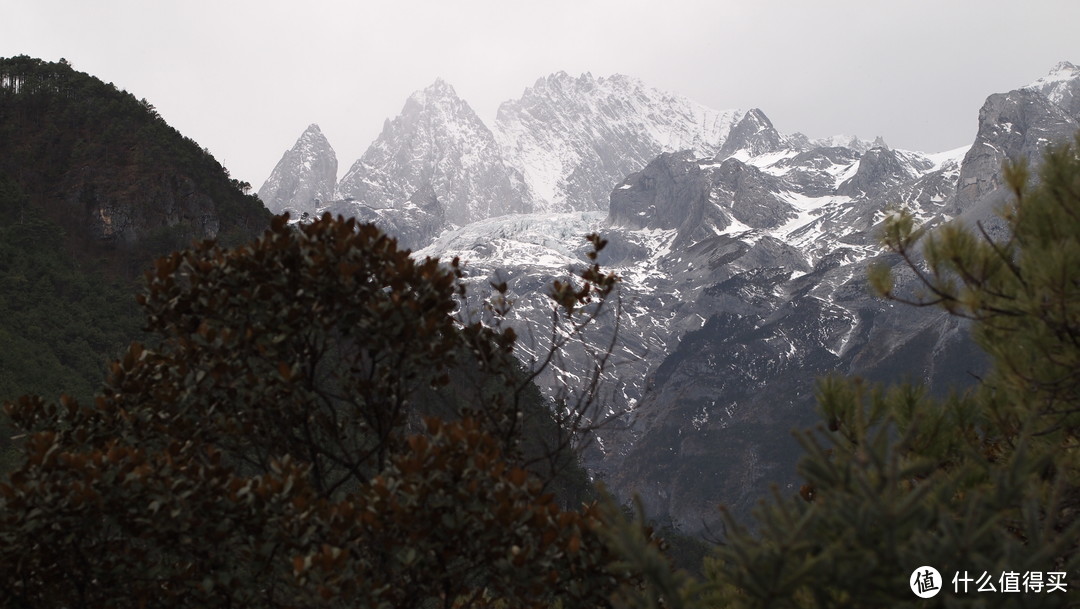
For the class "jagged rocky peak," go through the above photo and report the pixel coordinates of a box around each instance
[494,71,743,212]
[957,65,1080,213]
[336,78,529,227]
[836,146,929,198]
[716,108,784,159]
[524,70,598,96]
[257,123,338,216]
[401,77,460,113]
[406,182,445,219]
[1025,61,1080,117]
[800,134,882,153]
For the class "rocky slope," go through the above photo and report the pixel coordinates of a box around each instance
[419,63,1080,532]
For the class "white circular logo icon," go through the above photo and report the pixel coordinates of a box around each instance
[910,566,942,598]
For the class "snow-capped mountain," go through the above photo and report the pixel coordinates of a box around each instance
[957,63,1080,216]
[259,72,752,247]
[257,124,337,216]
[417,142,966,531]
[1025,60,1080,117]
[604,64,1080,530]
[494,72,744,212]
[260,64,1080,532]
[415,63,1080,532]
[335,78,530,228]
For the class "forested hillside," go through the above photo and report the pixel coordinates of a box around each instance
[0,179,140,401]
[0,55,269,407]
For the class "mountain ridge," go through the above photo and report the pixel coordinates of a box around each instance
[261,72,756,228]
[256,62,1079,531]
[414,61,1079,531]
[334,78,529,229]
[259,71,926,240]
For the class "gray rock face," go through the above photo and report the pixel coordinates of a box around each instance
[319,182,446,252]
[956,87,1079,213]
[65,169,222,243]
[956,62,1080,220]
[257,124,338,216]
[712,158,797,230]
[337,79,529,227]
[494,72,744,212]
[607,152,794,243]
[716,108,785,159]
[836,147,930,198]
[1025,61,1080,118]
[608,151,715,232]
[772,147,862,197]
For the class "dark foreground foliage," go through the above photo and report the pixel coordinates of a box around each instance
[0,214,653,608]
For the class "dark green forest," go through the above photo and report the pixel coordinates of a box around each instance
[0,178,141,401]
[0,56,269,398]
[0,54,270,475]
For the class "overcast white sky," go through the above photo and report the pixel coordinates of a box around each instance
[4,1,1079,188]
